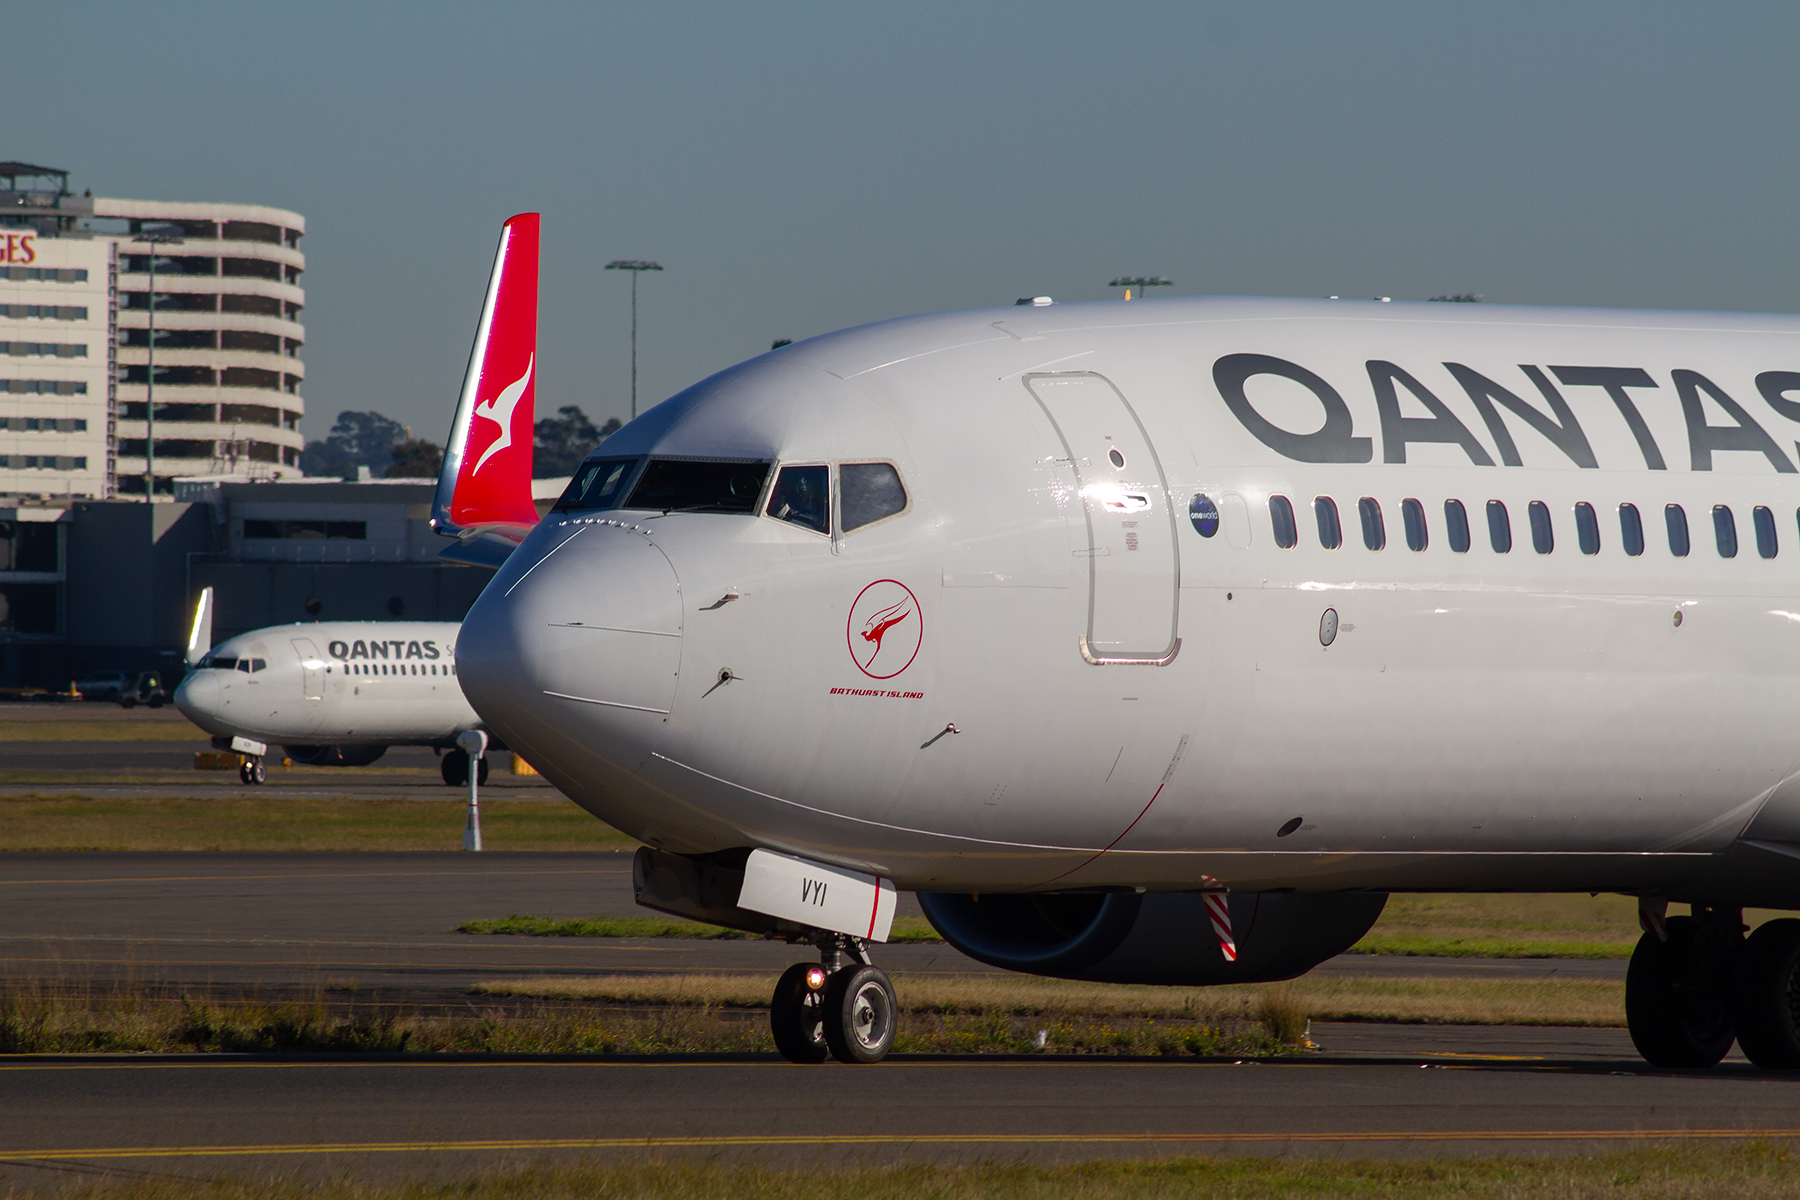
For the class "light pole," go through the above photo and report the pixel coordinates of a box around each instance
[1109,275,1173,301]
[604,259,662,419]
[133,223,185,500]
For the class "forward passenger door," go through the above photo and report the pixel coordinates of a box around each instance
[1024,372,1180,664]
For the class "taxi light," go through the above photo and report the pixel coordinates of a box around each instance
[805,966,827,990]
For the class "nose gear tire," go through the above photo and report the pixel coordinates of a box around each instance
[822,964,897,1064]
[1731,918,1800,1069]
[1625,916,1735,1068]
[770,962,830,1064]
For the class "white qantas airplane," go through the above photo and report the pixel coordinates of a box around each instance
[456,291,1800,1071]
[173,213,545,785]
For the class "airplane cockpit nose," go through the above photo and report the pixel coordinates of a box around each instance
[457,524,684,764]
[174,670,220,721]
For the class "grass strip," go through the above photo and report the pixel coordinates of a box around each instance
[476,970,1625,1028]
[0,983,1290,1058]
[0,719,208,742]
[28,1143,1800,1199]
[458,913,944,943]
[0,794,636,851]
[1347,934,1632,959]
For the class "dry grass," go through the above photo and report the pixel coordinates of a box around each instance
[0,979,1282,1059]
[1351,894,1796,959]
[0,794,635,851]
[475,970,1626,1028]
[0,718,207,742]
[21,1145,1800,1199]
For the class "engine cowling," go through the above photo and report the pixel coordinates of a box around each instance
[917,890,1387,985]
[283,744,388,767]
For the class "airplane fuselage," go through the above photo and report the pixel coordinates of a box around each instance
[458,296,1800,906]
[176,621,477,746]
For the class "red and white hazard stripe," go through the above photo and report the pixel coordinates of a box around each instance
[1203,890,1237,962]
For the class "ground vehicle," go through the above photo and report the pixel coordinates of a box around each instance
[76,670,169,707]
[74,670,131,702]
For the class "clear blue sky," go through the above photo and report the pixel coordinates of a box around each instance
[13,2,1798,445]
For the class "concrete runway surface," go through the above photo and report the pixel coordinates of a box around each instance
[0,708,1791,1184]
[3,849,1790,1190]
[3,1053,1800,1188]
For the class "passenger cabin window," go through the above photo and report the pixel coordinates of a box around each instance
[1713,505,1737,559]
[555,457,641,513]
[1575,502,1600,555]
[1314,497,1341,549]
[1486,500,1511,554]
[841,462,907,531]
[766,464,829,533]
[1269,495,1297,548]
[1444,500,1470,553]
[626,458,770,514]
[1528,501,1553,555]
[1755,506,1778,559]
[1358,497,1385,551]
[1665,504,1690,557]
[1620,503,1645,556]
[1401,498,1427,551]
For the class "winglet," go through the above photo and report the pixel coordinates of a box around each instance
[185,586,214,666]
[432,213,541,540]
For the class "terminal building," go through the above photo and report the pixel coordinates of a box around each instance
[0,476,568,691]
[0,161,306,501]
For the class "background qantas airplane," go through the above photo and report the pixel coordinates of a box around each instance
[175,214,545,785]
[454,287,1800,1071]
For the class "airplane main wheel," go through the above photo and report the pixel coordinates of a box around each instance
[1731,919,1800,1069]
[770,962,830,1063]
[822,964,897,1064]
[1626,916,1734,1068]
[238,757,266,786]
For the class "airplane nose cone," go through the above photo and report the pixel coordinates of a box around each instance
[458,524,683,779]
[174,671,221,729]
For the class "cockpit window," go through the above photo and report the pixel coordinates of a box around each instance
[624,458,770,513]
[554,457,642,513]
[766,465,829,533]
[205,655,237,670]
[840,462,907,532]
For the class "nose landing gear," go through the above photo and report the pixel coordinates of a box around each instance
[237,755,265,786]
[770,933,899,1064]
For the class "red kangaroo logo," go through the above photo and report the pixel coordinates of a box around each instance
[858,600,912,670]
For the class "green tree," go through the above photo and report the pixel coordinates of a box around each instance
[301,410,408,478]
[534,406,620,477]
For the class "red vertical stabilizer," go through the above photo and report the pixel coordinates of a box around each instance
[432,213,541,558]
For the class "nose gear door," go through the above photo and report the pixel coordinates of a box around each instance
[1024,372,1180,665]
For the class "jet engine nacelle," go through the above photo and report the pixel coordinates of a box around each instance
[917,890,1388,986]
[283,744,389,767]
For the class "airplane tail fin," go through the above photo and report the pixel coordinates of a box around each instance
[185,586,214,666]
[432,213,542,566]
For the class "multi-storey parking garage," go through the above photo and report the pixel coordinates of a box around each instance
[0,162,306,500]
[101,195,306,494]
